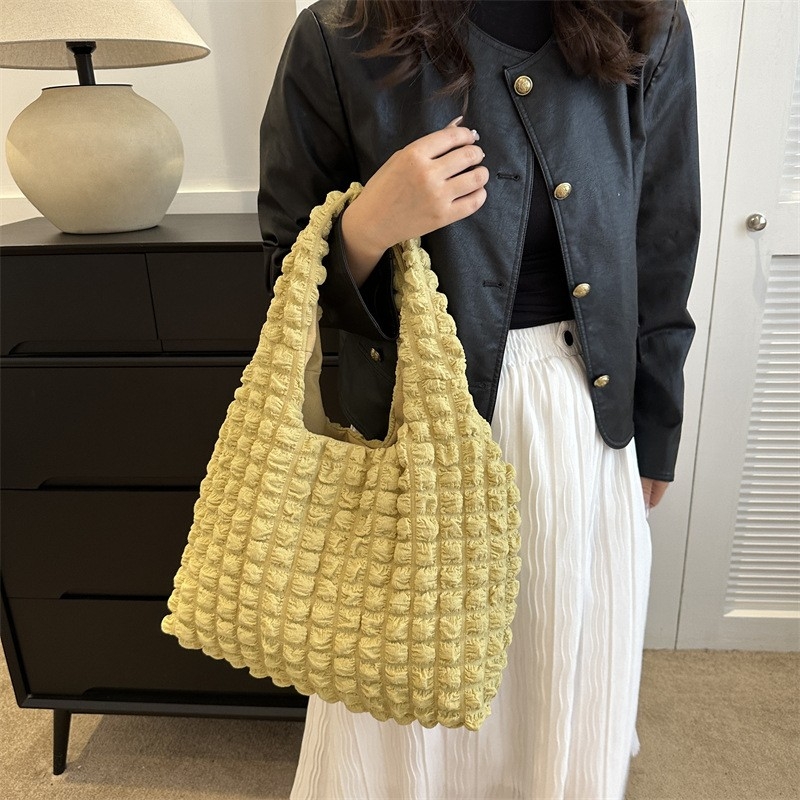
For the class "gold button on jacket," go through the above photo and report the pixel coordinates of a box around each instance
[369,347,383,362]
[572,283,591,298]
[593,375,611,388]
[554,182,572,200]
[513,75,533,95]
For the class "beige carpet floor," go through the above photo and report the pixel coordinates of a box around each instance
[0,646,797,800]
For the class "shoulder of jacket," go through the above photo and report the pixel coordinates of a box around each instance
[281,0,349,64]
[642,0,686,92]
[302,0,351,31]
[299,0,386,72]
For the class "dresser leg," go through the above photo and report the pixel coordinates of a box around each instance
[53,709,72,774]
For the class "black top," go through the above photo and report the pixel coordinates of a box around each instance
[468,0,574,328]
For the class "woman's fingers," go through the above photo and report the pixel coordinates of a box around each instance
[448,181,489,218]
[357,117,488,246]
[640,477,670,511]
[412,122,480,162]
[438,143,487,189]
[447,162,489,205]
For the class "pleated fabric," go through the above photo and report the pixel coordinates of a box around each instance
[288,319,653,800]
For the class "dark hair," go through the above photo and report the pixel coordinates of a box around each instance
[329,0,681,116]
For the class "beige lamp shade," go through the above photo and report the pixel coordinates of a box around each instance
[0,0,210,69]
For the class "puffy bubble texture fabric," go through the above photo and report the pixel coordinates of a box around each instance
[161,182,523,731]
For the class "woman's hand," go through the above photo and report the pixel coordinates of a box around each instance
[640,477,670,513]
[343,115,489,254]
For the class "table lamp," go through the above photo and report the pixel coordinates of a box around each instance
[0,0,211,234]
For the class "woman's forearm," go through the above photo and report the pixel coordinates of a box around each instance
[339,200,391,289]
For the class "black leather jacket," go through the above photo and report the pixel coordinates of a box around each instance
[257,0,701,482]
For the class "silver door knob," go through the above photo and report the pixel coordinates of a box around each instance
[746,213,767,231]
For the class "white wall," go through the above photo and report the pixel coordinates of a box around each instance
[0,0,300,226]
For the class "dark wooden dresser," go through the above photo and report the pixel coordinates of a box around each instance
[0,214,346,774]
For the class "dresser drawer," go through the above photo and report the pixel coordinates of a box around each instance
[1,490,198,599]
[0,254,159,355]
[148,251,268,352]
[147,251,340,354]
[8,598,306,702]
[0,358,349,489]
[0,359,243,489]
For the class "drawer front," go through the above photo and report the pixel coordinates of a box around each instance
[148,251,268,352]
[148,251,340,354]
[1,490,197,599]
[0,254,159,355]
[0,360,349,488]
[8,598,306,701]
[0,361,243,488]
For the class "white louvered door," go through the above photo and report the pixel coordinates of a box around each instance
[680,0,800,649]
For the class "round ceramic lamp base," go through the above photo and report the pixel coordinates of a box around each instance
[6,84,184,234]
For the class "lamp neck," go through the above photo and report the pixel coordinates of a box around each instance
[66,41,97,86]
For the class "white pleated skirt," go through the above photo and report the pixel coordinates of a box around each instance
[289,319,653,800]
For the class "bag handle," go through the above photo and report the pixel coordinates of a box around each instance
[268,182,477,444]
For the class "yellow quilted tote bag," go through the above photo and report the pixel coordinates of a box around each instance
[161,181,522,731]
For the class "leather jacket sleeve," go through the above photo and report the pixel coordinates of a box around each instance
[257,7,399,341]
[633,0,701,482]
